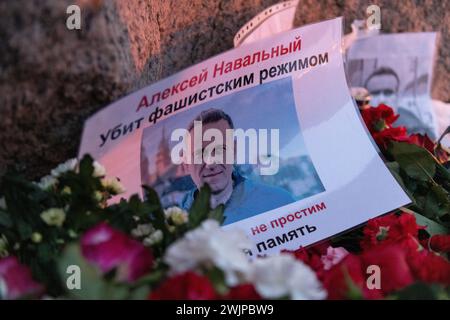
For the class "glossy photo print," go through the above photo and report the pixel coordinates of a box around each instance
[140,77,325,225]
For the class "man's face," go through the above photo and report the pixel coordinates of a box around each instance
[184,119,234,194]
[366,74,399,108]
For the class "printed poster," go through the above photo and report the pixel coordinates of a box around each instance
[347,32,438,139]
[79,17,411,256]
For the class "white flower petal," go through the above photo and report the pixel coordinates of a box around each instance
[164,220,252,286]
[92,161,106,177]
[51,158,78,177]
[251,254,326,300]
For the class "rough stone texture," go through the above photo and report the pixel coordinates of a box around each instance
[0,0,448,181]
[293,0,450,102]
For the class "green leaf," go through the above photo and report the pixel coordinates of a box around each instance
[402,207,449,235]
[188,185,211,229]
[17,222,33,240]
[128,285,150,300]
[207,267,228,296]
[423,184,450,220]
[78,155,94,179]
[143,186,171,242]
[132,269,165,288]
[343,268,364,300]
[0,211,13,228]
[386,161,414,200]
[208,204,225,224]
[436,162,450,181]
[105,285,130,300]
[36,242,54,263]
[389,142,436,182]
[389,282,449,300]
[58,243,107,299]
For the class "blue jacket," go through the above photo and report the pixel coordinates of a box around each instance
[180,173,295,225]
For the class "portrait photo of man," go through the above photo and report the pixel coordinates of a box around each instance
[140,77,325,227]
[347,33,439,139]
[180,108,295,225]
[362,66,436,138]
[364,66,400,108]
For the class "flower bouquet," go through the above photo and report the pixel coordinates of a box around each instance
[0,104,449,300]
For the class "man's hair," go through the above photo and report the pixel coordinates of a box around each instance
[364,66,400,92]
[187,108,234,132]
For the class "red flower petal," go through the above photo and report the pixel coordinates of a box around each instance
[149,272,217,300]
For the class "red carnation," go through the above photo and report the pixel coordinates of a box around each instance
[361,104,408,149]
[408,134,449,163]
[321,254,382,300]
[360,212,423,250]
[361,244,415,294]
[361,104,399,129]
[407,250,450,285]
[149,272,217,300]
[429,234,450,253]
[371,127,409,149]
[81,222,154,283]
[222,284,261,300]
[289,247,324,277]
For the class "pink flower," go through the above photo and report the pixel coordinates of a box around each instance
[0,256,44,300]
[81,223,154,283]
[321,246,349,271]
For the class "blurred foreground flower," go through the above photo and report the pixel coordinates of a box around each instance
[164,220,252,286]
[164,206,188,226]
[0,256,44,299]
[50,158,78,177]
[40,208,66,227]
[92,161,106,177]
[81,223,154,283]
[361,104,408,149]
[149,271,217,300]
[101,177,126,194]
[251,254,326,300]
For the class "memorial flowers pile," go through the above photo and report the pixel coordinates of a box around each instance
[0,104,449,300]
